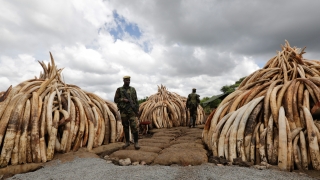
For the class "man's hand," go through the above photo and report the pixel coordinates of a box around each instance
[123,98,129,102]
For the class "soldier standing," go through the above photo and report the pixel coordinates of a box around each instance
[186,88,200,128]
[114,76,140,150]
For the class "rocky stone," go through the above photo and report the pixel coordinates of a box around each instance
[260,162,271,168]
[253,165,267,170]
[119,158,131,166]
[103,155,109,160]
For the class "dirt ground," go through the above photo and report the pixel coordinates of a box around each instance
[107,125,208,166]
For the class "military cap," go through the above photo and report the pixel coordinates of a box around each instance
[192,88,196,90]
[123,75,131,79]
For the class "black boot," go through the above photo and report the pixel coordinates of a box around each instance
[123,129,130,148]
[133,132,140,150]
[189,117,193,128]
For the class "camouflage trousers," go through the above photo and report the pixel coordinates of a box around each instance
[121,112,139,134]
[189,107,197,126]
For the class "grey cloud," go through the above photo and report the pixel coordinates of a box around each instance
[154,46,239,77]
[113,0,320,60]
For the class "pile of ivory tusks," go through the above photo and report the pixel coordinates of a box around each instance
[139,85,205,128]
[203,40,320,171]
[0,53,122,167]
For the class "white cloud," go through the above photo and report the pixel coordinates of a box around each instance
[0,54,42,88]
[71,0,113,28]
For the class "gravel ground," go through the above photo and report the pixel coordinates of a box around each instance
[7,157,315,180]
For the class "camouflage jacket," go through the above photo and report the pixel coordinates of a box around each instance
[114,86,139,114]
[186,92,200,109]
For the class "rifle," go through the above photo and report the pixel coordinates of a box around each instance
[123,89,139,117]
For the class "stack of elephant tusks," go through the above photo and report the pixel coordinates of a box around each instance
[139,85,205,129]
[0,52,122,168]
[203,40,320,171]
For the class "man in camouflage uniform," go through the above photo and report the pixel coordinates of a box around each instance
[186,88,200,128]
[114,76,140,150]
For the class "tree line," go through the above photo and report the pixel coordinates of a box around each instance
[199,77,245,114]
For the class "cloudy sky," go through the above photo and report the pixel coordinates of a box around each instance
[1,0,320,101]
